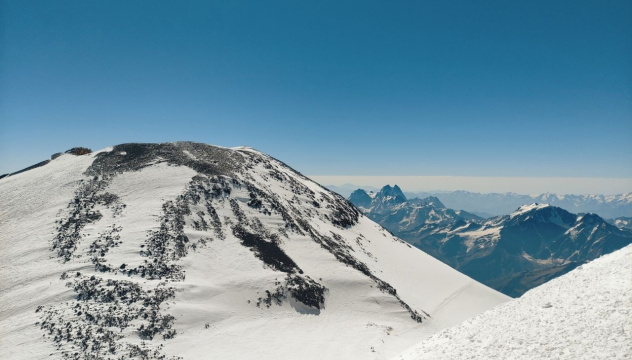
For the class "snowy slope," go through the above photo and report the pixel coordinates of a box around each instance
[0,142,508,360]
[393,244,632,360]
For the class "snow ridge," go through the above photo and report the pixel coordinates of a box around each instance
[394,244,632,360]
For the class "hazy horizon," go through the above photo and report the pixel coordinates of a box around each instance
[313,176,632,196]
[1,147,631,195]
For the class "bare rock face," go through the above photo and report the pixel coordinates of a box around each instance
[66,147,93,156]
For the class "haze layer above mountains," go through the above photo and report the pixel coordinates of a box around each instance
[331,185,632,219]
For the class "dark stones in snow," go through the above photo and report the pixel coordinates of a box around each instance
[40,142,428,359]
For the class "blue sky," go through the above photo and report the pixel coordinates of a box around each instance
[1,1,631,190]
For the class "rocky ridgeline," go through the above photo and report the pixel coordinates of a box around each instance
[39,143,425,359]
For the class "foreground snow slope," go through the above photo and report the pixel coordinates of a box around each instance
[0,143,508,360]
[394,244,632,360]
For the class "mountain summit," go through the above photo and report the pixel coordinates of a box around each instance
[351,185,408,214]
[0,142,507,360]
[377,185,407,203]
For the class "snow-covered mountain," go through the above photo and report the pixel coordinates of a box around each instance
[0,142,508,360]
[350,187,632,297]
[421,204,632,296]
[404,190,632,219]
[350,186,481,233]
[609,216,632,230]
[394,244,632,360]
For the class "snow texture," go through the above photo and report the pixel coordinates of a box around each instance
[394,244,632,360]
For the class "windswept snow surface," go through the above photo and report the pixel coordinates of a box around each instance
[394,245,632,360]
[0,143,508,360]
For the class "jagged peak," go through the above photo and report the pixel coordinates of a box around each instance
[377,184,407,202]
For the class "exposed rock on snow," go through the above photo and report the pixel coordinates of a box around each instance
[0,142,508,360]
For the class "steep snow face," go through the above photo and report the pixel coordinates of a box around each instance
[393,244,632,360]
[0,142,508,360]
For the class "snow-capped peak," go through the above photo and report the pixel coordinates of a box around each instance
[510,203,551,218]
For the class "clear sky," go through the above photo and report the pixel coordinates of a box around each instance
[1,1,631,192]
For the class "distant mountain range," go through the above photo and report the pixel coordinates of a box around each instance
[350,185,482,232]
[350,186,632,297]
[329,185,632,219]
[406,190,632,219]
